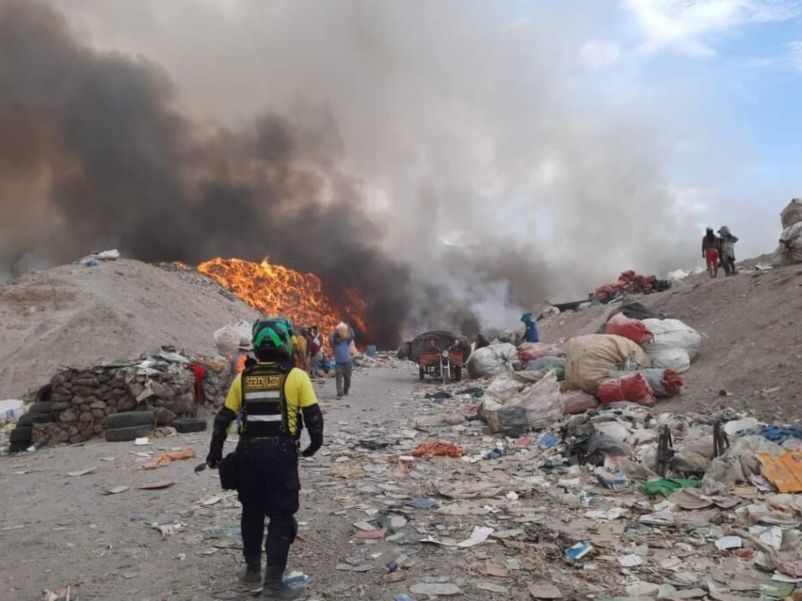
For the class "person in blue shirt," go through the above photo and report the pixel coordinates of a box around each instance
[329,322,354,399]
[521,312,539,343]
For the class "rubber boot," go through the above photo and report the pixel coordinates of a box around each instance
[240,565,262,585]
[261,567,303,600]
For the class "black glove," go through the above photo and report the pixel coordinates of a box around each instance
[206,452,222,468]
[300,404,324,457]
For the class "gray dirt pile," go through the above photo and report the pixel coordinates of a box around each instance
[540,261,802,421]
[0,259,259,399]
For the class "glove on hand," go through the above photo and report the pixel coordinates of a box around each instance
[301,446,316,458]
[206,452,222,468]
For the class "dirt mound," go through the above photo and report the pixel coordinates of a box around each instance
[0,259,259,398]
[540,262,802,420]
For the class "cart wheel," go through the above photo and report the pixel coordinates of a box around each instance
[419,366,424,381]
[454,366,462,381]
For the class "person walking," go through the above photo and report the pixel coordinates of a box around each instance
[718,226,739,276]
[329,322,354,400]
[702,227,721,278]
[206,318,324,600]
[308,326,323,378]
[521,313,539,343]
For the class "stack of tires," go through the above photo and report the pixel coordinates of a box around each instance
[103,412,207,441]
[8,401,58,453]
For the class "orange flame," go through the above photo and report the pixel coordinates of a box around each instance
[197,257,368,341]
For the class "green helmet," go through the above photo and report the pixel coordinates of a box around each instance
[252,317,294,358]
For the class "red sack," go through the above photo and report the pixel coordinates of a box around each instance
[562,390,599,415]
[518,342,565,363]
[597,373,656,407]
[661,368,684,397]
[604,313,654,346]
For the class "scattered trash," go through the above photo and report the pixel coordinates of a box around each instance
[595,469,630,491]
[405,498,439,510]
[409,583,461,596]
[617,554,643,567]
[142,447,196,469]
[137,480,175,490]
[201,495,222,507]
[66,467,96,477]
[102,486,129,495]
[412,441,462,458]
[715,536,742,551]
[641,477,701,498]
[134,437,150,446]
[150,522,183,536]
[421,526,494,549]
[42,587,75,601]
[758,451,802,492]
[564,541,593,562]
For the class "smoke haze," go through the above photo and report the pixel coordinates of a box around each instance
[0,0,766,344]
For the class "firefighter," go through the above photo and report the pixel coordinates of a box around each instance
[206,318,324,600]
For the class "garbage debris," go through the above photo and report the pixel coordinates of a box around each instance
[412,441,462,458]
[597,373,656,407]
[641,318,701,373]
[467,343,518,378]
[773,198,802,265]
[604,313,654,345]
[564,334,651,393]
[142,447,197,469]
[480,371,562,433]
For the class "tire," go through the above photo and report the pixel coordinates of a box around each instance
[104,424,153,442]
[104,411,155,430]
[9,442,28,454]
[9,426,32,445]
[172,417,207,433]
[28,401,58,415]
[454,366,462,381]
[17,413,56,427]
[418,367,424,381]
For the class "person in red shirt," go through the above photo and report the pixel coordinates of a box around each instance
[702,228,721,279]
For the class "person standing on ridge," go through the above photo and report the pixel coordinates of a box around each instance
[718,226,739,276]
[702,227,721,278]
[329,322,354,400]
[308,326,323,378]
[206,318,324,600]
[521,312,539,343]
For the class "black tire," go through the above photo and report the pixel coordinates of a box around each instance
[172,417,207,433]
[9,426,32,445]
[17,413,56,427]
[9,441,28,454]
[28,401,58,415]
[454,366,462,381]
[104,411,155,430]
[104,424,153,442]
[419,367,425,381]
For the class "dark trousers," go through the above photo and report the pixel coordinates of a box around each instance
[236,438,300,576]
[721,255,736,275]
[335,362,352,397]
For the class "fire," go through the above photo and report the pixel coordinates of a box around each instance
[197,257,368,340]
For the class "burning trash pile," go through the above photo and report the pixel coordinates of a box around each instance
[592,270,672,305]
[2,349,227,453]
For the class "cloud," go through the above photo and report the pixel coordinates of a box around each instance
[579,40,623,68]
[789,40,802,71]
[626,0,802,57]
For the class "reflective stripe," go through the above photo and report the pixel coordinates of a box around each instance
[246,414,283,423]
[245,390,281,400]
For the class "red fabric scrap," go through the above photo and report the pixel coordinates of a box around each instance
[412,441,462,458]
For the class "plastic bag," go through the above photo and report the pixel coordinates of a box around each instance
[597,373,656,407]
[213,321,252,357]
[773,222,802,266]
[0,399,24,422]
[562,390,598,415]
[518,342,565,363]
[604,313,654,346]
[641,318,701,373]
[526,356,565,371]
[467,343,518,378]
[781,198,802,229]
[481,371,563,433]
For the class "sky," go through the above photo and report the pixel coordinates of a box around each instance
[1,0,800,332]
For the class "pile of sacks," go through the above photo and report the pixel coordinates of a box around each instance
[773,198,802,266]
[476,307,701,433]
[592,271,670,304]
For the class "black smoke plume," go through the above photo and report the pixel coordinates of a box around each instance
[0,0,424,346]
